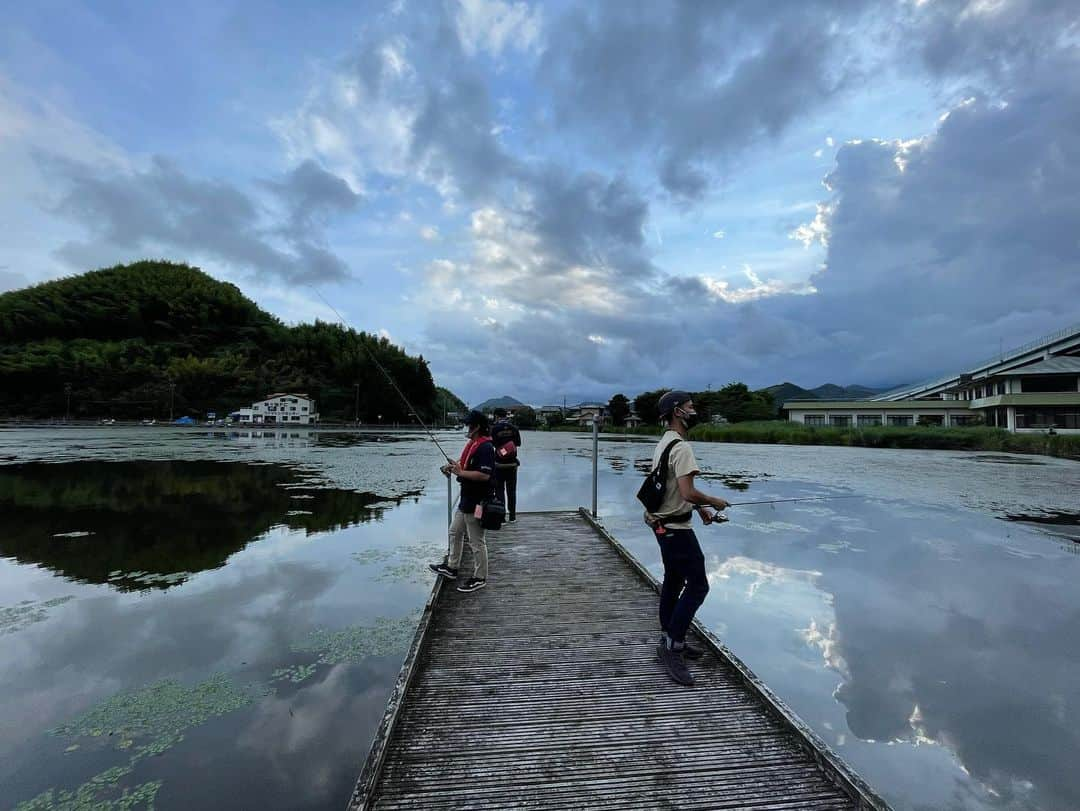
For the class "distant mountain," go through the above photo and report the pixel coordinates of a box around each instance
[763,382,817,405]
[762,382,887,414]
[810,383,884,400]
[474,395,527,412]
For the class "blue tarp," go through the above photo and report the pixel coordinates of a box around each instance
[173,416,196,425]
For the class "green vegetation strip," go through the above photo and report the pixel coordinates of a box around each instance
[550,422,1080,460]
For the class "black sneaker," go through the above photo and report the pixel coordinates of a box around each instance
[682,641,705,660]
[457,577,487,593]
[507,514,516,522]
[428,562,458,579]
[656,643,695,686]
[659,634,704,660]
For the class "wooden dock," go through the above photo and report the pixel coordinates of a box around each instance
[348,509,890,810]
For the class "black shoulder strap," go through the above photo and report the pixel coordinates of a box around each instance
[655,438,681,480]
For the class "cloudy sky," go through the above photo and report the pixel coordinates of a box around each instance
[2,0,1078,405]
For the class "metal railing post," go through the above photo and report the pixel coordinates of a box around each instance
[591,415,599,517]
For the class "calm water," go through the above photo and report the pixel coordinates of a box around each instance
[1,427,1078,810]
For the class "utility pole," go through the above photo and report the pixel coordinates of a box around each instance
[64,383,72,423]
[354,382,360,426]
[168,382,176,422]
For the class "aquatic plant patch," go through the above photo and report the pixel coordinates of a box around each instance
[270,663,318,684]
[51,673,259,753]
[350,548,395,565]
[17,674,259,810]
[15,767,162,811]
[0,596,74,635]
[292,612,421,665]
[351,541,443,584]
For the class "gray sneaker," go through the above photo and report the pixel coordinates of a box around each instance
[659,635,704,660]
[656,643,694,686]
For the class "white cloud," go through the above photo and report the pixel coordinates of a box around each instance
[455,0,542,58]
[712,229,725,239]
[790,203,833,248]
[419,225,440,241]
[699,266,817,304]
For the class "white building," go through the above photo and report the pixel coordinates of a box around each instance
[232,393,319,425]
[567,403,607,427]
[784,323,1080,434]
[537,406,565,424]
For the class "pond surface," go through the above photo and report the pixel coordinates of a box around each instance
[1,427,1078,810]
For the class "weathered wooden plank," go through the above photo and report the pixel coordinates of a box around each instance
[347,510,890,811]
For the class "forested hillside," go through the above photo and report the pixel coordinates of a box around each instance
[0,261,444,421]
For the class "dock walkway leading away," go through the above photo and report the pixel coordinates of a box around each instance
[349,509,889,810]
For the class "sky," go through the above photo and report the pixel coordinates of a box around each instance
[1,0,1078,406]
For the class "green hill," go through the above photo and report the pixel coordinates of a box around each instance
[474,395,526,412]
[763,382,817,406]
[0,260,438,421]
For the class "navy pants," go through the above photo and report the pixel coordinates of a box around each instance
[495,465,517,518]
[654,527,709,643]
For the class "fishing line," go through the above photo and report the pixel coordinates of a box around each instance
[309,286,454,463]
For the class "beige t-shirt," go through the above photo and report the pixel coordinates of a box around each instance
[645,430,700,529]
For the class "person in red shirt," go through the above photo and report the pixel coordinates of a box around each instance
[429,410,495,593]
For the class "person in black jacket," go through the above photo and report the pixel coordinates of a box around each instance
[428,410,495,592]
[490,408,522,522]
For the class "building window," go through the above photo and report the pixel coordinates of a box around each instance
[804,415,825,426]
[1021,376,1077,393]
[1015,407,1080,429]
[917,415,944,426]
[857,415,882,427]
[829,415,852,428]
[951,414,980,426]
[887,415,913,426]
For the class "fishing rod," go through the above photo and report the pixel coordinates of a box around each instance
[309,287,454,464]
[726,495,862,507]
[697,494,862,524]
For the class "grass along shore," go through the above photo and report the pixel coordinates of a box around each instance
[548,421,1080,460]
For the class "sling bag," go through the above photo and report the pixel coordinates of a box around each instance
[636,438,682,513]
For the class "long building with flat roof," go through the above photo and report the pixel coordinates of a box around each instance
[784,322,1080,433]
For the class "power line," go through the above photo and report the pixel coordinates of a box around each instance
[309,287,453,463]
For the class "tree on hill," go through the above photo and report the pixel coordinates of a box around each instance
[510,406,537,429]
[633,388,670,426]
[0,261,438,421]
[434,387,467,422]
[698,383,774,423]
[607,393,630,426]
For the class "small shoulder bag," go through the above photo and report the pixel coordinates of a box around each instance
[636,438,681,512]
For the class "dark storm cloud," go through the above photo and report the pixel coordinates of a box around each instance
[47,155,355,282]
[908,0,1079,85]
[808,61,1080,360]
[523,168,654,280]
[540,1,872,200]
[267,159,362,241]
[408,16,514,199]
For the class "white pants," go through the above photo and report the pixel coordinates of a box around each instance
[448,509,488,580]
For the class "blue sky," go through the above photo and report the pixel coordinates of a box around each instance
[2,0,1078,405]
